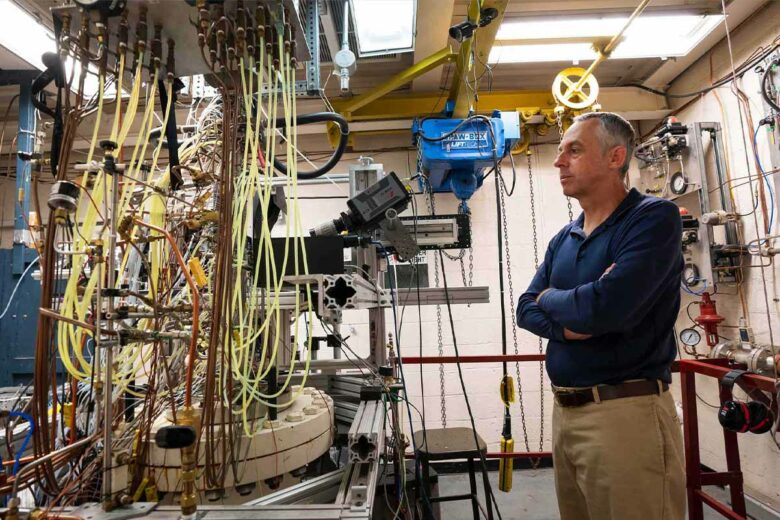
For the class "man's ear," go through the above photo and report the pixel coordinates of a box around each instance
[608,145,627,172]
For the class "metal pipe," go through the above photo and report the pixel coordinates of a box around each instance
[10,435,95,503]
[133,219,200,408]
[568,0,650,94]
[341,0,350,52]
[677,359,776,393]
[39,308,96,333]
[101,156,120,508]
[704,123,739,246]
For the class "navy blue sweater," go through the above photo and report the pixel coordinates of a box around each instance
[516,188,683,387]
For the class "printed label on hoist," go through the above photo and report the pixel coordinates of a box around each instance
[442,131,489,150]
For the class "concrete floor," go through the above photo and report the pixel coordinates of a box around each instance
[437,468,740,520]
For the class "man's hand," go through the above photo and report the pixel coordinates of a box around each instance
[600,263,616,279]
[564,328,592,341]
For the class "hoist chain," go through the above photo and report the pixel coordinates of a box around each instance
[457,205,474,289]
[498,168,531,454]
[433,253,447,429]
[527,152,545,461]
[556,110,574,223]
[422,174,448,429]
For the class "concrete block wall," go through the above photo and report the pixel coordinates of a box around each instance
[292,144,583,457]
[653,1,780,510]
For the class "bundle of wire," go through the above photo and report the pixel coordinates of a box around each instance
[11,5,321,508]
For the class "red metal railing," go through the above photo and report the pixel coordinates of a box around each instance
[678,359,776,520]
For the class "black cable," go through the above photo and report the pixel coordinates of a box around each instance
[493,155,514,497]
[381,250,436,519]
[158,77,185,191]
[761,58,780,112]
[271,112,349,180]
[416,115,493,143]
[502,153,518,197]
[626,41,780,99]
[628,82,724,99]
[437,250,504,520]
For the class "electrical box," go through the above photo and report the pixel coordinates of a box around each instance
[412,111,521,201]
[635,121,741,288]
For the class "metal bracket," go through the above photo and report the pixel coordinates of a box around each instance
[348,400,385,463]
[70,502,158,520]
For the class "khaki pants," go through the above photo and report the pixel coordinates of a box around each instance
[552,389,686,520]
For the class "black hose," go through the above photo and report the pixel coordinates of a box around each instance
[761,59,780,113]
[272,112,349,180]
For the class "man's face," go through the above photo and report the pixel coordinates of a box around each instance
[553,119,622,199]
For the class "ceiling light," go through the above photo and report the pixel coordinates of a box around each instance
[0,0,116,98]
[350,0,416,57]
[491,13,723,64]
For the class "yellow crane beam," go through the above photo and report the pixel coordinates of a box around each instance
[335,46,457,121]
[447,0,509,118]
[331,90,557,122]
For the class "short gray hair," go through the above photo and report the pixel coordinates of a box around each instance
[573,112,635,176]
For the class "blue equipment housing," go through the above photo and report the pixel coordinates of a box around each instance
[412,111,521,201]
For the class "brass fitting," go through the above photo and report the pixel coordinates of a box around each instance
[166,39,176,79]
[118,215,134,240]
[117,11,128,55]
[135,5,148,56]
[178,407,200,516]
[90,239,104,262]
[151,24,163,66]
[6,497,20,520]
[54,207,68,227]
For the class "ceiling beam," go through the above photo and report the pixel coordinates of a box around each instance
[334,46,456,119]
[319,0,342,62]
[325,85,668,124]
[411,0,455,92]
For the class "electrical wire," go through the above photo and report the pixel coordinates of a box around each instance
[753,125,775,232]
[0,257,39,320]
[437,251,504,520]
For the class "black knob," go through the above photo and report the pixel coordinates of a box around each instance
[100,140,118,152]
[155,425,196,449]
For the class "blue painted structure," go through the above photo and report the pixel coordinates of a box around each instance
[0,71,44,385]
[412,110,521,201]
[0,251,41,386]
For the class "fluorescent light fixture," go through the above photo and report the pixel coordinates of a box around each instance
[490,13,724,64]
[0,0,116,98]
[350,0,416,57]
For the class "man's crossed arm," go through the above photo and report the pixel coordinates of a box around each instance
[517,202,681,341]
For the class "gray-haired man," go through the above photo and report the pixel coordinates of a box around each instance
[517,112,686,519]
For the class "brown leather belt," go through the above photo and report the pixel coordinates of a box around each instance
[554,380,668,408]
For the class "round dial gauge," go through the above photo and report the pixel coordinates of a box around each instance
[682,263,700,287]
[670,171,687,195]
[679,328,702,347]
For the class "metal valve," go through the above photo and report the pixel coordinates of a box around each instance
[700,210,735,226]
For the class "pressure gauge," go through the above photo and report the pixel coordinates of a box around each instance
[679,328,702,347]
[682,263,700,287]
[670,171,687,195]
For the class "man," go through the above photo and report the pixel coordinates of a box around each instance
[516,112,685,520]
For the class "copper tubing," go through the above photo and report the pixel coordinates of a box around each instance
[10,435,95,501]
[39,308,95,333]
[132,219,200,407]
